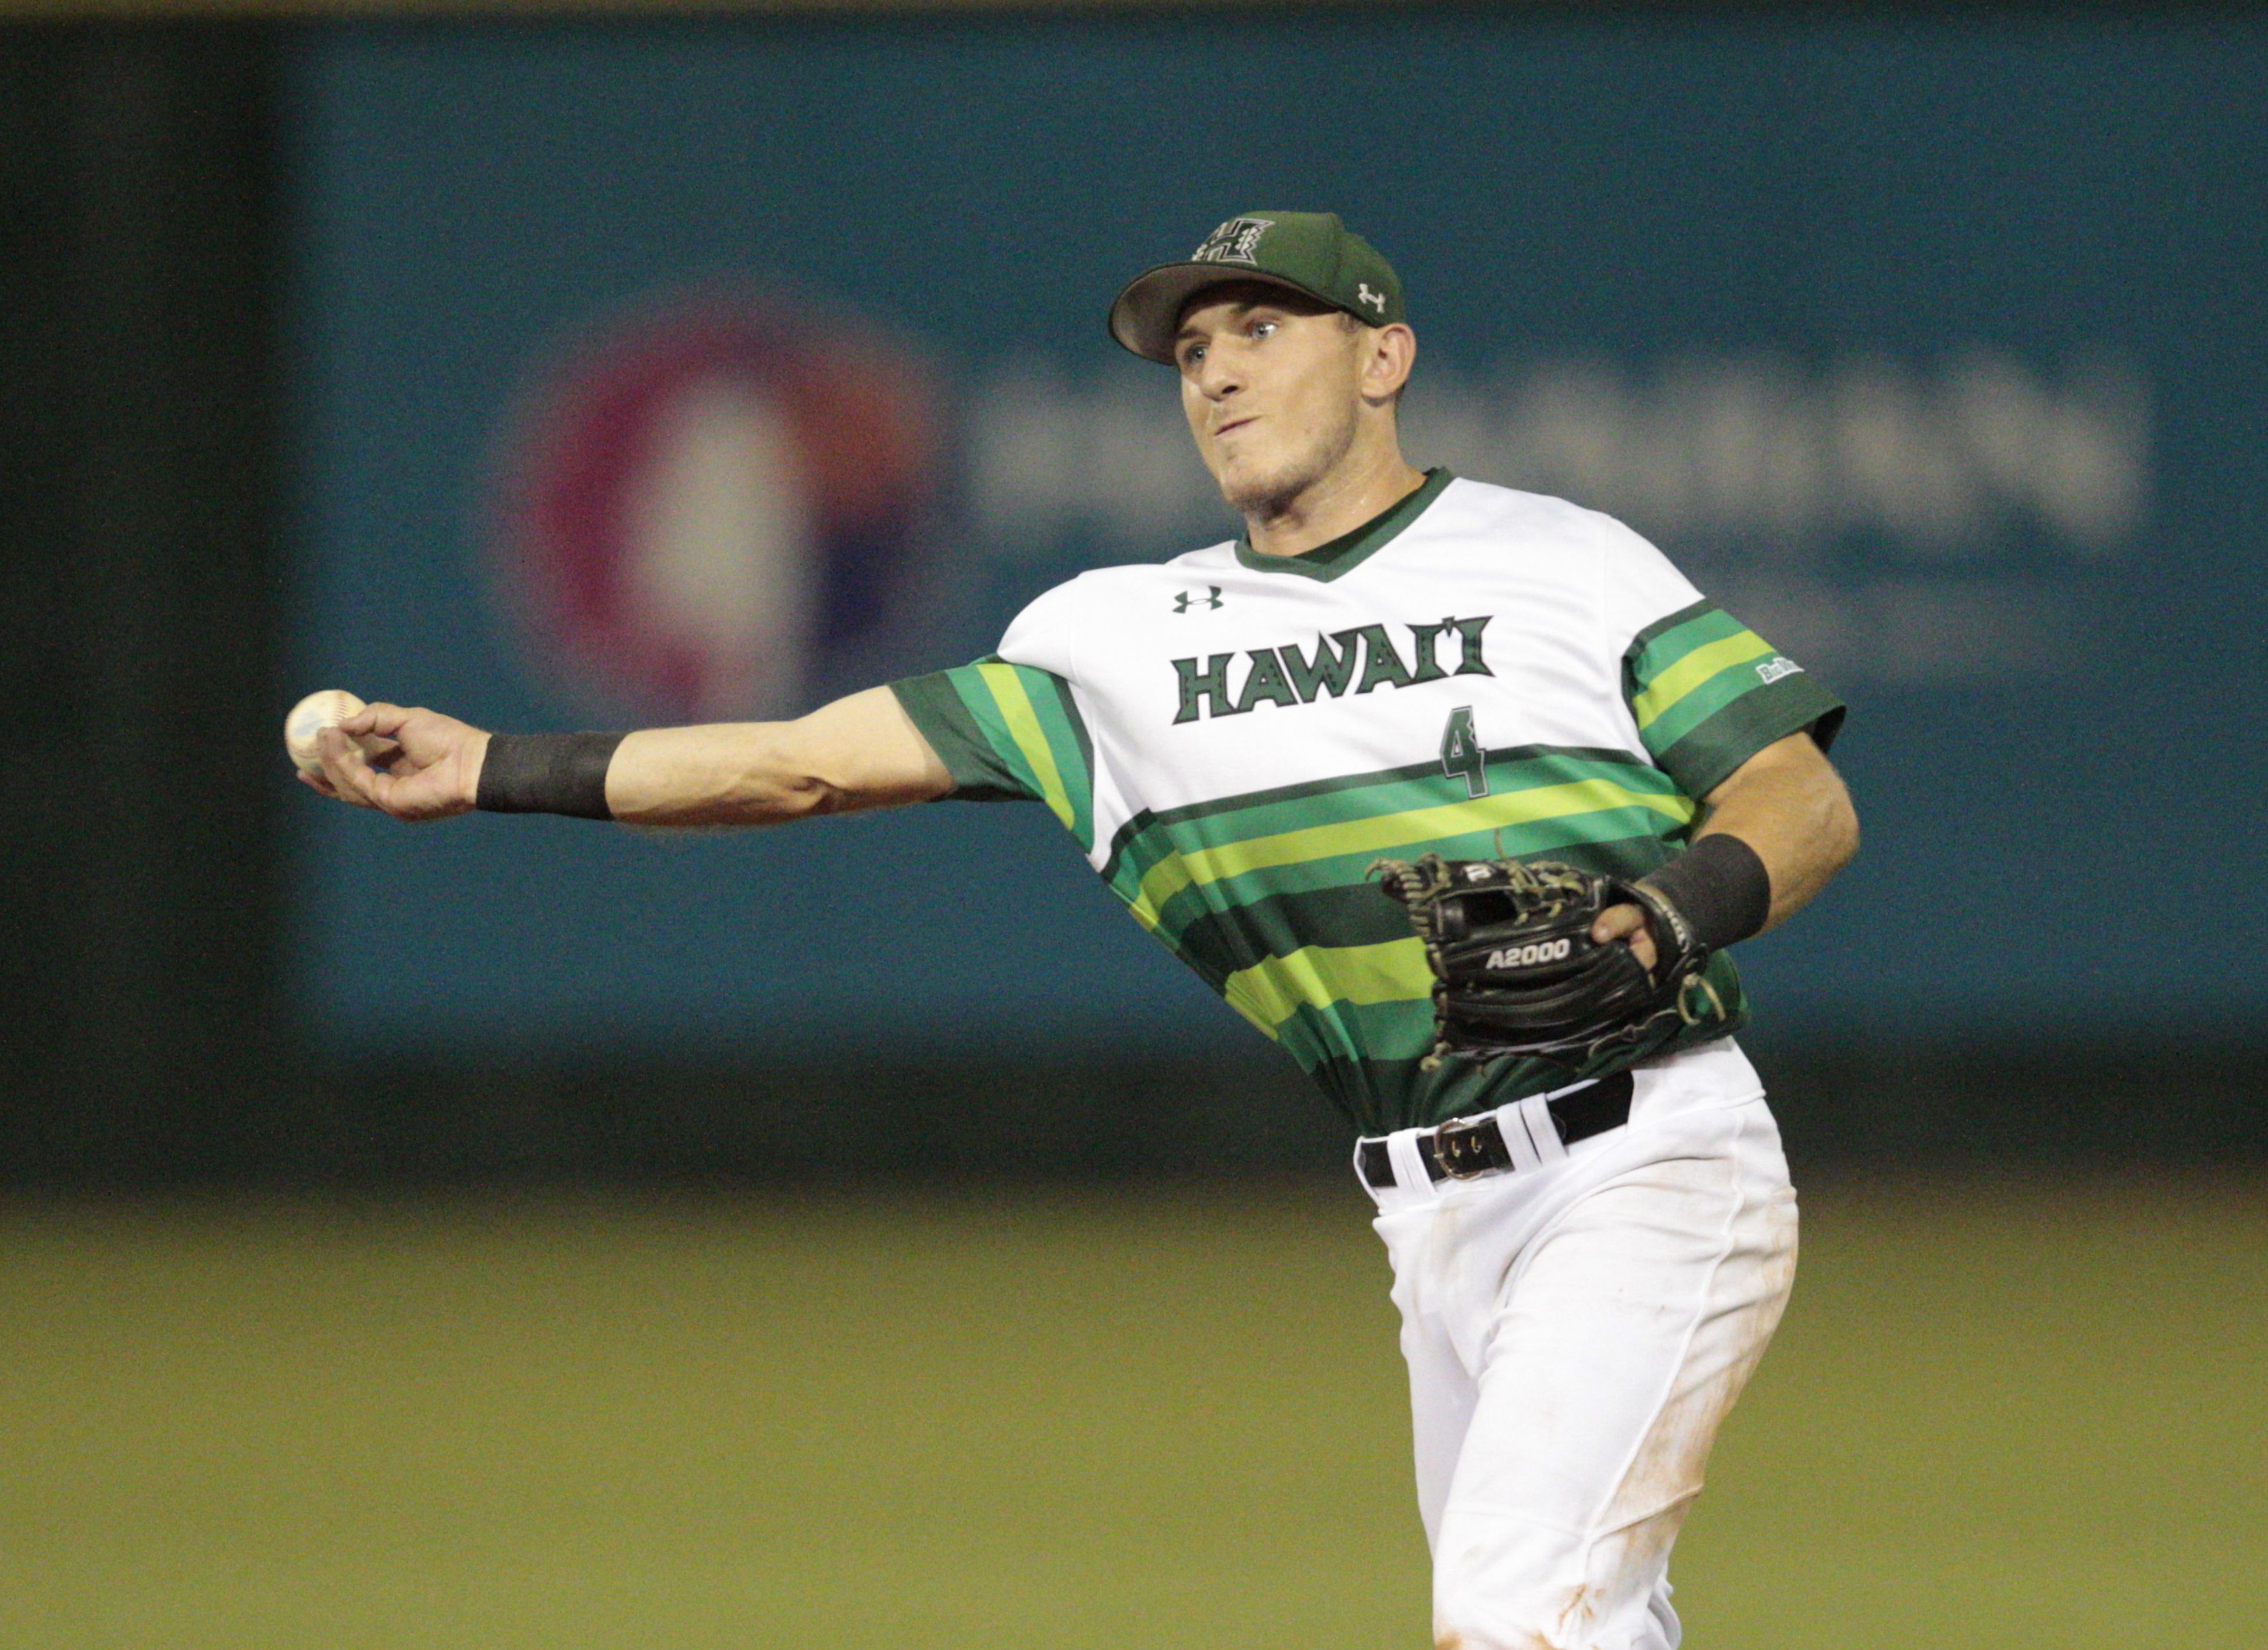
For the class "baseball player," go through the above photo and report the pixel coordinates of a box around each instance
[304,211,1857,1650]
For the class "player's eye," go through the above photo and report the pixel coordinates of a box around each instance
[1249,319,1278,341]
[1181,343,1207,368]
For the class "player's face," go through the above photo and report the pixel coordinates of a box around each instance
[1175,286,1368,517]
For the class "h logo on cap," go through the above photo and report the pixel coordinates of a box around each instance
[1357,283,1387,313]
[1192,218,1274,266]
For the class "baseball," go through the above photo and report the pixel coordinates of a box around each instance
[284,689,370,774]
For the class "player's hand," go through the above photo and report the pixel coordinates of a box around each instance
[1591,902,1661,978]
[298,703,490,823]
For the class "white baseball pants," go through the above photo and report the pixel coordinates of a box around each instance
[1362,1046,1799,1650]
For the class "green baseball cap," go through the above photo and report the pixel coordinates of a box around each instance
[1108,211,1406,364]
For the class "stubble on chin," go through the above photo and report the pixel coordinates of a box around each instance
[1213,418,1358,521]
[1217,462,1302,519]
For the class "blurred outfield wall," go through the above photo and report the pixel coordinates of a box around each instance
[296,18,2266,1040]
[3,13,2265,1183]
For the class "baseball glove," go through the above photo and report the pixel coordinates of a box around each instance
[1372,853,1722,1067]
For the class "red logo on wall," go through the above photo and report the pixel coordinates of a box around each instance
[493,291,937,721]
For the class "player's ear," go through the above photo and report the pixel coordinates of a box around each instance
[1360,322,1416,405]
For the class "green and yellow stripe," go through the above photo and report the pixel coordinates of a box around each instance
[1079,749,1706,1057]
[1626,604,1780,754]
[1620,601,1846,798]
[1113,771,1692,939]
[917,660,1096,850]
[1219,937,1433,1038]
[970,662,1078,832]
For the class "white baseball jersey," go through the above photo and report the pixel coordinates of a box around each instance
[891,470,1843,1135]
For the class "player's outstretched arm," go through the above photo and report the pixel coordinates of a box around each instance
[300,687,953,827]
[605,687,953,826]
[1593,729,1859,967]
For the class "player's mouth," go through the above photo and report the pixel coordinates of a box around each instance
[1213,414,1260,439]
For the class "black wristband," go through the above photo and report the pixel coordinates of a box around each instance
[475,732,625,820]
[1639,833,1771,953]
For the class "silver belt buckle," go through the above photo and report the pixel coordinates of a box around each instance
[1432,1114,1503,1179]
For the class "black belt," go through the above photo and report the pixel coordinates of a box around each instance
[1358,1071,1634,1190]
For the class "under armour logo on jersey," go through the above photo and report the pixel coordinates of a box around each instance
[1190,218,1274,265]
[1174,587,1225,613]
[1357,283,1387,313]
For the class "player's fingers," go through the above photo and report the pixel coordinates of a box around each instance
[316,725,381,808]
[295,767,341,800]
[344,701,413,739]
[360,766,402,815]
[1590,902,1646,943]
[1593,901,1661,977]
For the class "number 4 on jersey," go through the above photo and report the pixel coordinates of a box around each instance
[1440,705,1488,799]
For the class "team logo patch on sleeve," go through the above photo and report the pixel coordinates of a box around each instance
[1190,218,1275,265]
[1756,655,1804,685]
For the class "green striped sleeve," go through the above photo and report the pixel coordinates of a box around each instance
[890,660,1097,849]
[1623,600,1848,797]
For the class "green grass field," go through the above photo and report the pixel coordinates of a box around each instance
[2,1176,2262,1648]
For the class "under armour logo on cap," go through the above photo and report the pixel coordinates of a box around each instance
[1190,218,1274,266]
[1174,586,1225,612]
[1358,283,1387,312]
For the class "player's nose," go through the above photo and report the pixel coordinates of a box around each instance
[1194,348,1244,400]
